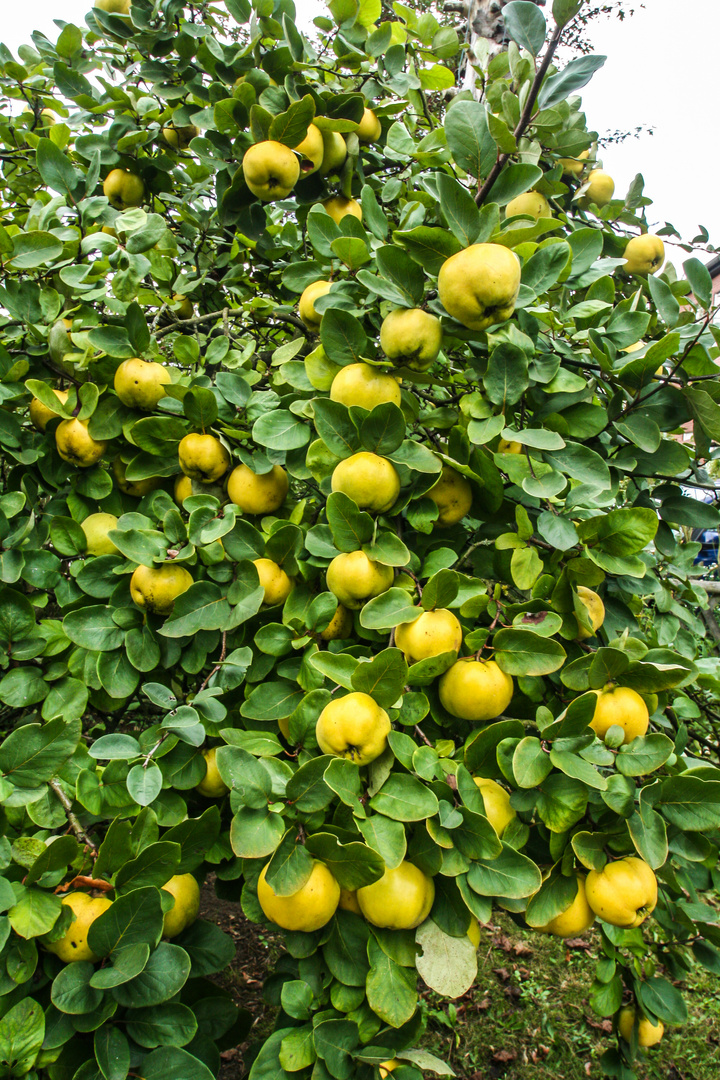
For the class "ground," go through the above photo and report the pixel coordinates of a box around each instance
[200,882,720,1079]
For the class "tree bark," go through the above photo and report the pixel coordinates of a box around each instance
[457,0,546,93]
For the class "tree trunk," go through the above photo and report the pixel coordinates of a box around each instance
[457,0,545,93]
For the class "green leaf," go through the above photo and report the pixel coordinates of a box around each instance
[538,54,607,111]
[493,627,566,675]
[552,0,584,28]
[0,586,36,644]
[512,737,553,788]
[0,998,45,1076]
[87,886,164,958]
[36,137,83,197]
[366,937,418,1027]
[312,399,361,457]
[647,273,680,327]
[115,841,181,893]
[637,978,688,1025]
[436,173,480,247]
[576,507,657,556]
[487,163,544,206]
[269,94,315,146]
[0,717,81,788]
[8,888,62,938]
[444,100,496,179]
[683,257,712,309]
[617,734,674,777]
[351,649,408,708]
[95,1026,131,1079]
[369,774,440,821]
[466,843,542,899]
[536,773,588,832]
[503,1,547,55]
[415,918,478,997]
[360,588,421,630]
[394,226,462,275]
[304,833,384,890]
[160,583,231,638]
[484,344,528,407]
[326,491,374,552]
[253,410,310,451]
[320,309,368,366]
[660,776,720,831]
[136,1047,215,1080]
[360,402,406,456]
[230,806,285,858]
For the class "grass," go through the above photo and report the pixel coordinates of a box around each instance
[422,915,720,1079]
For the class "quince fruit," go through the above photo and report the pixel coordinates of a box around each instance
[112,455,161,497]
[174,475,193,504]
[326,551,393,609]
[103,168,144,209]
[505,191,551,220]
[299,280,332,330]
[321,195,362,224]
[228,463,289,514]
[330,362,401,410]
[474,776,516,836]
[535,875,595,938]
[439,657,514,721]
[380,308,442,370]
[580,169,615,208]
[316,691,391,766]
[623,234,665,275]
[293,123,324,176]
[114,357,171,410]
[497,438,522,454]
[320,131,347,175]
[438,243,521,331]
[618,1007,664,1047]
[130,563,193,615]
[331,451,400,513]
[29,388,68,432]
[379,1063,399,1078]
[81,513,119,556]
[257,860,340,932]
[427,465,473,527]
[56,419,108,468]
[357,107,382,143]
[585,856,657,927]
[357,861,435,929]
[178,433,231,482]
[162,125,199,150]
[395,609,462,664]
[320,604,354,641]
[95,0,131,10]
[576,585,605,640]
[46,893,113,963]
[559,149,589,177]
[253,557,293,606]
[162,873,200,938]
[171,294,193,319]
[338,888,362,914]
[590,685,648,744]
[196,747,229,797]
[242,140,299,201]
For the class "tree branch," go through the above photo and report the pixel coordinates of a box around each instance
[475,21,564,206]
[49,779,98,853]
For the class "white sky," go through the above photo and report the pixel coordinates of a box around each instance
[4,1,719,251]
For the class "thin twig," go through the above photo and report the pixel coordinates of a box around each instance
[48,779,98,853]
[476,22,564,206]
[198,630,228,692]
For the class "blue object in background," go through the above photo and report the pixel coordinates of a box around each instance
[695,529,720,567]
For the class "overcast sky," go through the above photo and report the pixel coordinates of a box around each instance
[4,1,719,253]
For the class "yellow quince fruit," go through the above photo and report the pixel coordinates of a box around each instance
[438,243,521,332]
[395,609,462,664]
[316,691,391,766]
[257,860,340,932]
[585,856,657,927]
[439,658,514,721]
[227,463,288,514]
[331,451,400,513]
[357,861,434,929]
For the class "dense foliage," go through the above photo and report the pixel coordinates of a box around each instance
[1,1,720,1078]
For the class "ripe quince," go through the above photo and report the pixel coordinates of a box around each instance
[575,585,605,640]
[474,776,516,836]
[293,123,324,176]
[438,243,521,331]
[253,557,293,606]
[321,196,362,224]
[56,419,108,467]
[585,856,657,927]
[130,563,193,615]
[319,131,347,175]
[316,691,391,766]
[622,234,665,275]
[162,873,201,938]
[257,860,340,932]
[299,280,332,330]
[196,747,229,797]
[439,658,514,722]
[114,357,170,410]
[395,609,462,664]
[618,1007,664,1047]
[505,191,551,220]
[227,463,288,514]
[331,451,400,513]
[320,604,354,641]
[103,169,144,209]
[426,465,473,527]
[113,455,161,497]
[29,388,68,432]
[580,169,615,208]
[590,685,648,744]
[81,513,119,556]
[330,362,401,410]
[326,551,393,609]
[535,875,595,938]
[357,861,435,929]
[178,433,231,482]
[46,893,113,963]
[380,308,442,370]
[357,107,381,143]
[242,140,299,201]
